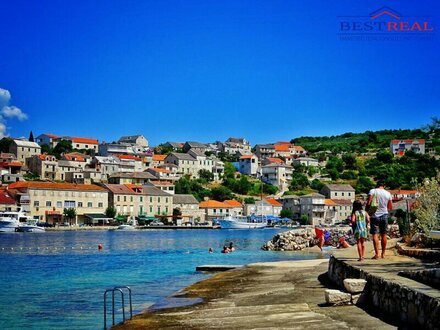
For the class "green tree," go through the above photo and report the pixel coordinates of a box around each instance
[289,172,309,191]
[342,153,356,170]
[63,208,77,225]
[198,169,214,182]
[105,206,117,218]
[310,179,324,191]
[413,173,440,233]
[244,197,256,204]
[53,139,73,158]
[223,162,236,179]
[356,176,375,194]
[376,150,393,163]
[211,186,234,201]
[172,208,182,222]
[280,209,294,219]
[299,214,309,225]
[234,175,252,195]
[0,137,13,153]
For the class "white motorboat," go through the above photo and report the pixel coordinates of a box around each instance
[15,219,45,233]
[116,218,138,230]
[0,209,27,233]
[215,215,267,229]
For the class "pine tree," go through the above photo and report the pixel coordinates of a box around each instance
[29,131,34,142]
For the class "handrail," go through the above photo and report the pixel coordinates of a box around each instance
[103,286,132,329]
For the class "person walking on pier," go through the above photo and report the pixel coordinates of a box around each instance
[351,200,370,261]
[367,181,392,259]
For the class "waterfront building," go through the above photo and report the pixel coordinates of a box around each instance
[7,181,108,225]
[244,198,281,217]
[173,194,205,224]
[223,199,244,216]
[103,183,173,219]
[0,189,17,211]
[238,154,259,176]
[199,200,233,222]
[9,139,41,163]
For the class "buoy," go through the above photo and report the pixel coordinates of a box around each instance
[98,244,103,250]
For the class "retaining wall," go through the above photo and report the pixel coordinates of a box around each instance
[328,256,440,329]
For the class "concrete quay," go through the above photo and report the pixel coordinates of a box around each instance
[113,241,439,330]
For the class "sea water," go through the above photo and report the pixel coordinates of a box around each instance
[0,229,321,329]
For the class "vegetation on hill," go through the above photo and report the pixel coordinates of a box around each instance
[291,117,440,154]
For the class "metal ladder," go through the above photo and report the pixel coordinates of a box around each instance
[103,286,133,329]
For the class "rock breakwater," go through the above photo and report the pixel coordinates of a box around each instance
[262,225,400,251]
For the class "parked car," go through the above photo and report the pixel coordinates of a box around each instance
[150,221,164,226]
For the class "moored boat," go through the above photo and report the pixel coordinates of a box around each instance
[0,209,27,233]
[215,215,267,229]
[15,219,45,233]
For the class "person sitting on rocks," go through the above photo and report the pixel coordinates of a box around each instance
[315,227,331,251]
[337,237,350,249]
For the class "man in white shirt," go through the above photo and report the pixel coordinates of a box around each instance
[367,181,392,259]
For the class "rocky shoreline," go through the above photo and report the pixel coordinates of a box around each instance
[262,225,401,251]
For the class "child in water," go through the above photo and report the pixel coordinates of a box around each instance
[351,200,370,261]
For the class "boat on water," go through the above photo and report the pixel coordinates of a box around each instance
[15,218,45,233]
[215,215,267,229]
[0,209,28,232]
[116,218,138,231]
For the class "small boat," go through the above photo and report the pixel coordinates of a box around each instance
[215,215,267,229]
[0,209,28,233]
[116,218,138,230]
[15,218,45,233]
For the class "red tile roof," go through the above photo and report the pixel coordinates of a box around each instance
[388,190,418,195]
[44,133,59,138]
[391,139,425,144]
[0,191,15,204]
[266,157,284,163]
[265,198,282,207]
[199,200,233,208]
[331,199,353,205]
[274,144,290,152]
[325,199,337,206]
[8,181,106,191]
[239,154,255,160]
[153,154,167,161]
[117,154,142,160]
[71,137,99,145]
[150,168,170,173]
[223,200,243,207]
[64,154,85,162]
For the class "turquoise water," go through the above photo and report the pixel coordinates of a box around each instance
[0,229,321,329]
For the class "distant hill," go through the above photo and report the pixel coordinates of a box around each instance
[291,128,439,154]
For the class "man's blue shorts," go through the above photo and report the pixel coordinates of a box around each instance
[370,214,388,235]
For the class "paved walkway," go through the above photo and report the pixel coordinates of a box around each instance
[114,241,439,330]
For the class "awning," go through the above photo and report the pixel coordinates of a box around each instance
[45,210,61,215]
[136,216,156,221]
[85,214,114,224]
[115,215,128,222]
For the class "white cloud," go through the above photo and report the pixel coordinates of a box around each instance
[0,88,29,137]
[0,122,6,139]
[0,88,11,105]
[1,106,28,121]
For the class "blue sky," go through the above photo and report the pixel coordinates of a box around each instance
[0,0,438,146]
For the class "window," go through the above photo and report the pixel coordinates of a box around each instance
[34,201,40,207]
[57,201,62,208]
[158,197,161,203]
[342,192,345,196]
[123,196,126,202]
[150,197,152,203]
[117,196,120,202]
[149,206,152,213]
[88,202,93,208]
[98,202,103,208]
[130,196,133,202]
[46,201,52,207]
[78,202,83,207]
[165,207,168,213]
[64,200,75,208]
[140,196,143,202]
[157,207,160,214]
